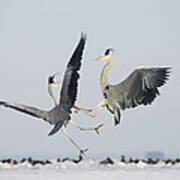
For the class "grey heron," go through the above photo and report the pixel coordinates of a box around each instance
[0,33,93,154]
[47,72,103,133]
[87,48,171,125]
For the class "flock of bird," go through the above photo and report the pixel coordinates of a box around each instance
[0,33,171,155]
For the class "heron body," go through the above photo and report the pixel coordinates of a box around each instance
[92,48,171,125]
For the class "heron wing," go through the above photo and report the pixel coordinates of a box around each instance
[112,67,171,109]
[59,33,87,111]
[0,101,48,121]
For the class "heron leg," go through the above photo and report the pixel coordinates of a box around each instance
[73,105,97,116]
[70,120,104,134]
[61,126,88,155]
[73,105,90,113]
[86,99,107,117]
[87,105,104,117]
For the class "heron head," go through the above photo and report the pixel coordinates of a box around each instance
[48,75,55,84]
[48,72,61,86]
[96,48,114,61]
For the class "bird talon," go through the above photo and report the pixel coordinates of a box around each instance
[94,124,104,134]
[74,109,79,113]
[88,113,96,118]
[86,109,93,112]
[80,148,88,155]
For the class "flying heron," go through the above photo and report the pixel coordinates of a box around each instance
[87,48,171,125]
[0,33,100,154]
[47,72,103,132]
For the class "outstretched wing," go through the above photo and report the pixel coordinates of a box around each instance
[59,33,87,111]
[0,101,65,136]
[112,67,171,110]
[0,101,48,121]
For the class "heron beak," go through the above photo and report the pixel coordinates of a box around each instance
[96,55,107,61]
[53,81,61,87]
[50,81,61,87]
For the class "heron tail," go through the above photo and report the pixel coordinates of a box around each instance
[114,107,121,126]
[48,120,64,136]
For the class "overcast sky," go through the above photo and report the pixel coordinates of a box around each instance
[0,0,179,159]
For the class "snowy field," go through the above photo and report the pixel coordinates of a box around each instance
[0,159,180,180]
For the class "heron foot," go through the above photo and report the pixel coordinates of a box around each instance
[87,113,96,118]
[80,148,89,155]
[94,124,104,134]
[74,109,79,113]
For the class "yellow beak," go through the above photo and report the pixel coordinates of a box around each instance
[96,54,107,61]
[51,81,61,87]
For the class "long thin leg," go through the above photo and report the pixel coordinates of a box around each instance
[73,105,96,116]
[61,126,88,155]
[70,120,104,134]
[88,99,107,111]
[87,105,105,117]
[85,99,107,117]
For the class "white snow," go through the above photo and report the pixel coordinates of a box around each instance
[0,160,180,180]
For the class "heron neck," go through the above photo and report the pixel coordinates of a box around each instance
[100,56,113,91]
[48,84,58,106]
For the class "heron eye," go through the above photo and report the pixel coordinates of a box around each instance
[105,85,109,90]
[105,49,109,55]
[48,76,55,84]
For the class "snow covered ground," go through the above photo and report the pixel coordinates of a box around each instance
[0,159,180,180]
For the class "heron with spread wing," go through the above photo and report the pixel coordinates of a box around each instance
[0,33,102,155]
[47,73,103,132]
[87,48,171,125]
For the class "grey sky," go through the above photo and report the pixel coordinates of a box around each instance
[0,0,179,158]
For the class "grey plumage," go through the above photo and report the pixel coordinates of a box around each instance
[109,67,170,108]
[96,49,171,126]
[0,33,87,136]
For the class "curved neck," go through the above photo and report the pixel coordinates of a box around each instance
[100,55,113,91]
[48,84,58,106]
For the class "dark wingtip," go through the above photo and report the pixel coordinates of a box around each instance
[80,32,87,41]
[166,67,172,76]
[160,67,172,84]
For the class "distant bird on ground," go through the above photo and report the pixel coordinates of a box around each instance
[87,48,171,125]
[0,33,96,155]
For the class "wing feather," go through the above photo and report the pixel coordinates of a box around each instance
[0,101,48,121]
[113,67,171,109]
[59,33,87,111]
